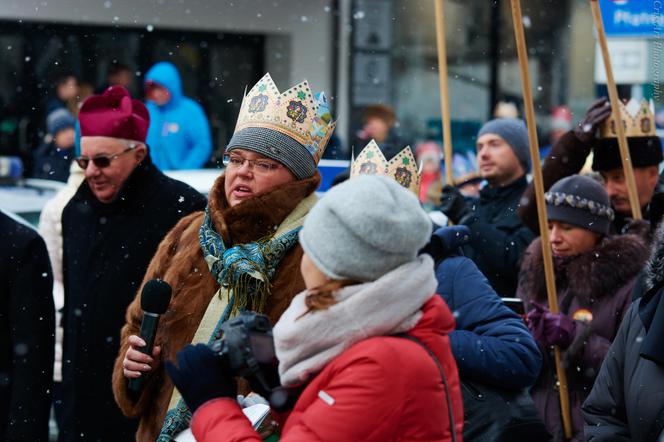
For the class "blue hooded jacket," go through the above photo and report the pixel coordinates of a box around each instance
[425,225,542,389]
[145,62,212,170]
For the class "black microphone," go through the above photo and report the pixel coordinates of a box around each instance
[128,279,172,393]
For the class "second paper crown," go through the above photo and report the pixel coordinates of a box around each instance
[350,140,421,194]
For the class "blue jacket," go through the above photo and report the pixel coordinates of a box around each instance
[426,225,542,389]
[145,62,212,170]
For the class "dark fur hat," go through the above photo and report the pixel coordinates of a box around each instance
[592,136,663,171]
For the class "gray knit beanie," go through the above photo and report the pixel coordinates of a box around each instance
[478,118,531,172]
[545,175,614,235]
[299,175,433,282]
[227,128,316,180]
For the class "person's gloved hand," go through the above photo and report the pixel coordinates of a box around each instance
[165,343,237,412]
[439,185,470,224]
[527,302,577,349]
[574,97,612,144]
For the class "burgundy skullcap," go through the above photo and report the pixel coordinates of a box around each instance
[79,86,149,142]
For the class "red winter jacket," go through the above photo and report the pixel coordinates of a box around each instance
[191,296,464,441]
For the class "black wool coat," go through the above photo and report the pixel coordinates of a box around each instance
[460,176,535,297]
[583,301,664,442]
[60,157,206,442]
[583,225,664,442]
[0,211,55,442]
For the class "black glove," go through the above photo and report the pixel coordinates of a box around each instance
[165,343,237,412]
[574,97,612,144]
[439,185,470,224]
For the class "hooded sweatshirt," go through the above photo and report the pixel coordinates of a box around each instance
[145,62,212,170]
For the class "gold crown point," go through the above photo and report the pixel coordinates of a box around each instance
[599,98,656,139]
[350,140,421,195]
[234,72,335,162]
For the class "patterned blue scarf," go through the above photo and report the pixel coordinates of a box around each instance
[157,206,301,441]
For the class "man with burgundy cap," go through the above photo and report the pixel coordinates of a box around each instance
[59,86,206,441]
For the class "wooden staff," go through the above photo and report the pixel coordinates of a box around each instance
[590,0,642,220]
[434,0,454,185]
[510,0,573,438]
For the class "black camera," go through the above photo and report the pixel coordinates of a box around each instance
[209,311,277,389]
[209,311,302,412]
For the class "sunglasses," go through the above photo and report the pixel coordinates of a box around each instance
[75,145,136,169]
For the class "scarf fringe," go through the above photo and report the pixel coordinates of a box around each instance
[221,270,271,318]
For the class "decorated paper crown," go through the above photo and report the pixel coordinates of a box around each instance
[233,73,336,163]
[350,140,420,194]
[599,98,656,139]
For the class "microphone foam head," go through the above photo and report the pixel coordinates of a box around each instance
[140,279,172,314]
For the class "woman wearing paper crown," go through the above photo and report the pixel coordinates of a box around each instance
[166,175,464,442]
[111,73,336,441]
[517,175,649,441]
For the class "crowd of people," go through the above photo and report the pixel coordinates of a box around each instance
[30,61,213,184]
[2,66,664,442]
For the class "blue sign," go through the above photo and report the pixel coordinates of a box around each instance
[600,0,664,37]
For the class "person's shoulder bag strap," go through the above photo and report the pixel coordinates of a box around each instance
[395,333,459,442]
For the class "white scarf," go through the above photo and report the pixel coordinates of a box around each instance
[274,254,437,386]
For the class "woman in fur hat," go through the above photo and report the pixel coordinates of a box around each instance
[166,175,464,442]
[517,174,649,441]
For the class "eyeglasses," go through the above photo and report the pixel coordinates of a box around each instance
[222,154,281,174]
[75,145,135,169]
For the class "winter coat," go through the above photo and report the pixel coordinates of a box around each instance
[112,173,321,442]
[59,156,206,442]
[429,226,542,389]
[190,296,464,442]
[518,235,649,441]
[37,163,84,383]
[460,175,535,297]
[0,211,55,441]
[582,301,664,441]
[583,224,664,442]
[145,62,212,170]
[32,140,75,182]
[517,130,657,239]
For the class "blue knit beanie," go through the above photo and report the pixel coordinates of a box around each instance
[47,108,76,136]
[478,118,530,172]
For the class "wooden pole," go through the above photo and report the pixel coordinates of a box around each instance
[590,0,642,220]
[434,0,454,185]
[509,0,573,438]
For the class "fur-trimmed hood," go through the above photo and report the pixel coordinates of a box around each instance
[519,234,649,304]
[644,222,664,293]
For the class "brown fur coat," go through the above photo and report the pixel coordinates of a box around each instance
[112,173,320,442]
